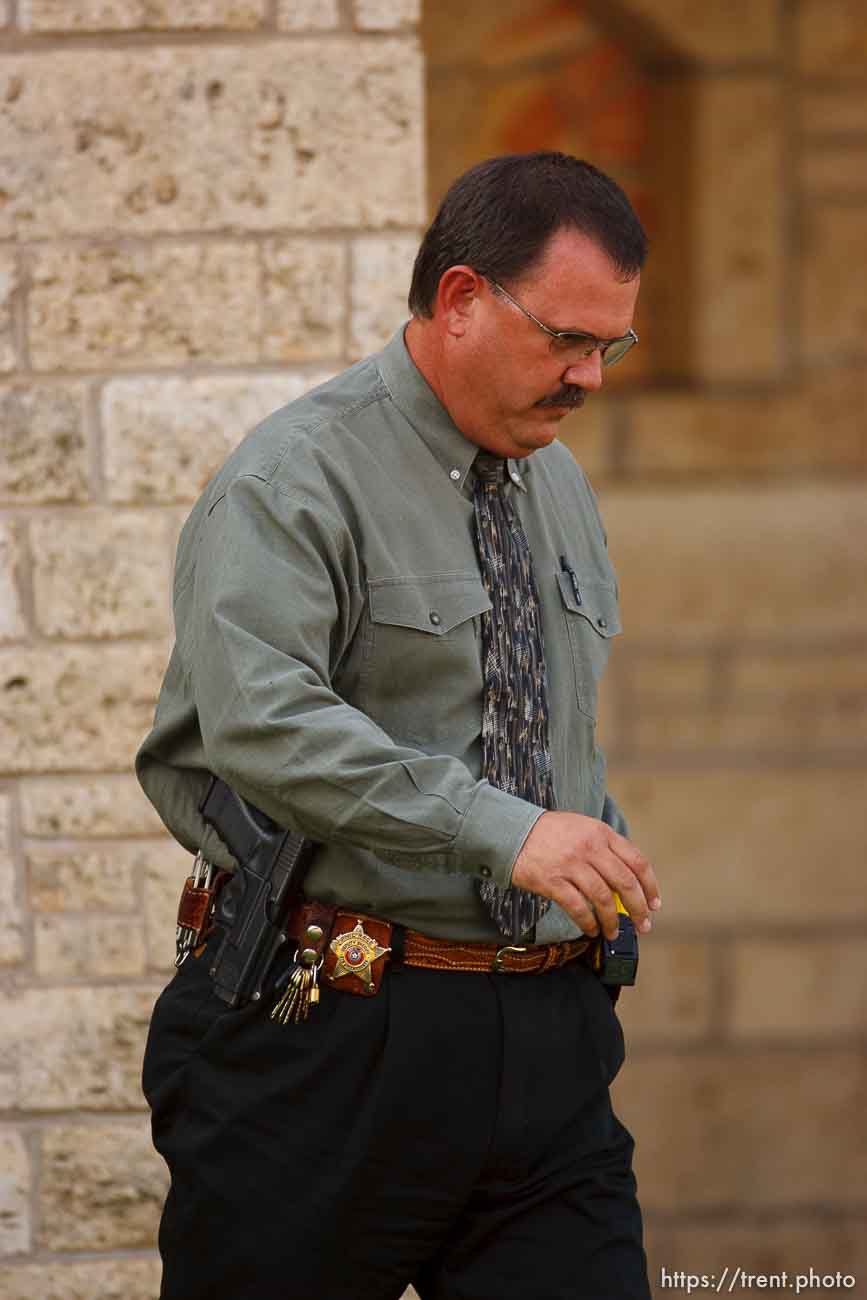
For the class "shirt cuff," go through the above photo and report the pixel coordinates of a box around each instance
[453,783,546,889]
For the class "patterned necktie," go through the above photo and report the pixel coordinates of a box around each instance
[472,452,554,942]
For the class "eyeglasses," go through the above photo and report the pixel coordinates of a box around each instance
[485,277,638,367]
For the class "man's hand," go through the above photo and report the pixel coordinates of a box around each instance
[511,811,661,940]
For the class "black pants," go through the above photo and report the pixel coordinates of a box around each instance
[142,934,650,1300]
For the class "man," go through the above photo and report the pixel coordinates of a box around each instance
[139,151,661,1300]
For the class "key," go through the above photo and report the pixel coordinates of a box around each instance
[270,949,323,1025]
[271,964,303,1025]
[296,973,311,1024]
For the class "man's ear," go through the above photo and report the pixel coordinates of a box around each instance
[435,265,483,338]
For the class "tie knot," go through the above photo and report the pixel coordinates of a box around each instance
[474,452,507,485]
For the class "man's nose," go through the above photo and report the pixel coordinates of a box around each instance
[562,350,604,392]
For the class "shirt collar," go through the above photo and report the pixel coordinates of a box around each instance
[375,324,529,495]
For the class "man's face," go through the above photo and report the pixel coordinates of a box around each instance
[456,227,640,460]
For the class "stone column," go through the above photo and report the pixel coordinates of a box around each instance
[0,2,423,1294]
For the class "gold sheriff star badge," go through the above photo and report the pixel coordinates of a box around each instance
[329,921,390,989]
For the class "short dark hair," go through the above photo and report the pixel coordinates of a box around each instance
[408,152,648,318]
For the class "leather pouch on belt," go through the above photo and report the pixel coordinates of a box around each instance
[323,912,393,997]
[176,869,232,962]
[177,877,213,935]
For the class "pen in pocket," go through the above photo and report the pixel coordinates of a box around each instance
[559,555,582,606]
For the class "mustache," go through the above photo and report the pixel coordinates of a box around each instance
[535,386,586,409]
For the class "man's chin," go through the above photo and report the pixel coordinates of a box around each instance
[516,420,561,450]
[495,413,566,457]
[537,405,573,428]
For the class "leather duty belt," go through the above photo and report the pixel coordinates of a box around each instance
[174,871,596,1026]
[401,928,592,977]
[283,901,593,1000]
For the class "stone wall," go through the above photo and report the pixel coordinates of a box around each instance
[427,1,867,1293]
[0,1,423,1294]
[610,1,867,1280]
[1,0,865,1296]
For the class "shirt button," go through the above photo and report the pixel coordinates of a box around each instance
[597,617,608,629]
[510,470,521,484]
[480,866,492,878]
[429,611,441,626]
[449,468,461,481]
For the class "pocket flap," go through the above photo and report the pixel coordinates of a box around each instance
[556,571,622,638]
[369,575,492,636]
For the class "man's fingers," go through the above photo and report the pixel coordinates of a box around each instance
[555,881,600,937]
[509,812,662,941]
[586,845,654,937]
[607,831,662,910]
[571,865,622,940]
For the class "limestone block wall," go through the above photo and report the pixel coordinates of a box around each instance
[0,2,423,1294]
[602,9,867,1278]
[425,0,867,1292]
[423,0,867,1289]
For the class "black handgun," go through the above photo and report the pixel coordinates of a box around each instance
[199,776,316,1007]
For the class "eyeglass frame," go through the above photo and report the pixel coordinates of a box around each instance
[484,276,638,367]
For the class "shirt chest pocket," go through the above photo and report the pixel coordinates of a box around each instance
[363,574,492,745]
[369,575,492,638]
[556,570,622,721]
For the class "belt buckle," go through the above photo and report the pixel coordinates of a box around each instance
[492,944,527,974]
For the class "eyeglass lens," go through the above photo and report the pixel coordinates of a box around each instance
[550,332,634,367]
[600,335,634,367]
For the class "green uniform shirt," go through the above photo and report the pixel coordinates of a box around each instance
[136,326,628,943]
